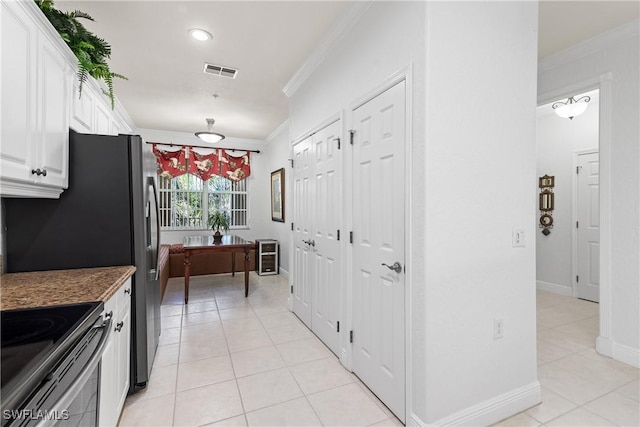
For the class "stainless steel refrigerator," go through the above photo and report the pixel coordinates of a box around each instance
[4,129,161,393]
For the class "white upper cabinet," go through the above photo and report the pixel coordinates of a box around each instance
[1,0,133,198]
[1,0,74,198]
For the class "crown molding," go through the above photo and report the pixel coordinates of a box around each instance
[282,1,373,98]
[264,119,289,145]
[539,19,639,73]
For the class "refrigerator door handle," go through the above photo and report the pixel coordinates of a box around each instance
[148,177,161,281]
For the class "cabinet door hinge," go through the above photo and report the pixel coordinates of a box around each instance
[576,275,579,283]
[335,138,341,150]
[336,321,340,333]
[291,222,294,231]
[290,285,294,294]
[576,166,581,174]
[349,330,353,343]
[349,231,353,244]
[290,158,294,168]
[576,221,579,228]
[349,130,356,145]
[337,230,340,241]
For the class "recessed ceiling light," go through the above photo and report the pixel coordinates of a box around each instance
[189,28,212,41]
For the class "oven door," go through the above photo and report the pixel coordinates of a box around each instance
[8,316,112,427]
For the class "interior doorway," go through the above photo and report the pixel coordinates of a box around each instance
[535,89,600,333]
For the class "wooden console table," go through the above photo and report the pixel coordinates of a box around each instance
[182,235,255,303]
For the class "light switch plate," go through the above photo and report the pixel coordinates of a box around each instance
[512,228,525,247]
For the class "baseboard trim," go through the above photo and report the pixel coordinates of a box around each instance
[596,336,639,368]
[279,267,289,280]
[424,381,541,427]
[613,342,640,368]
[536,280,572,296]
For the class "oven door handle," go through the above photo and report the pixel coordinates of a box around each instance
[36,318,113,427]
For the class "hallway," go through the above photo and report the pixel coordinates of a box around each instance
[497,291,639,426]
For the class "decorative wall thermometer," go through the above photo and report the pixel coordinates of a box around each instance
[539,175,555,235]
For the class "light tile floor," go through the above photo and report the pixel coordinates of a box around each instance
[495,290,639,427]
[119,273,402,427]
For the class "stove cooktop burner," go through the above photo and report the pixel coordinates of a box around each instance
[1,302,103,395]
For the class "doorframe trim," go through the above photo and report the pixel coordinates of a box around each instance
[572,149,599,299]
[346,63,413,423]
[538,71,613,359]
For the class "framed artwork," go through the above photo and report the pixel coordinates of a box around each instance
[271,168,285,222]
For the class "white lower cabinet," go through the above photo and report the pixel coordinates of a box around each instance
[99,278,131,427]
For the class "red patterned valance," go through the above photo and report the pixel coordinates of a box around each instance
[221,151,251,181]
[151,143,252,182]
[152,144,187,178]
[189,149,221,181]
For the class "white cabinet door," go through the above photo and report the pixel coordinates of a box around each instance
[95,102,111,135]
[115,287,131,413]
[70,80,95,133]
[99,278,132,427]
[0,0,72,197]
[99,293,118,427]
[1,1,38,183]
[37,35,72,189]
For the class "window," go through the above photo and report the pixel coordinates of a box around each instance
[158,174,248,230]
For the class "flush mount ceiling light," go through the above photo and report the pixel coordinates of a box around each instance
[195,118,225,143]
[188,28,212,41]
[552,95,591,120]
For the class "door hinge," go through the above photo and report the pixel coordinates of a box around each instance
[349,231,353,244]
[335,138,341,150]
[337,321,340,333]
[290,158,294,168]
[337,230,340,241]
[349,130,356,145]
[576,275,579,283]
[576,221,579,228]
[291,222,294,231]
[349,330,353,343]
[576,166,581,174]
[290,285,294,294]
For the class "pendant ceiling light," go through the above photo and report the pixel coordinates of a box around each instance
[552,95,591,120]
[195,118,225,143]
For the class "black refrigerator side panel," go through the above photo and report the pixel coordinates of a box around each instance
[5,131,134,272]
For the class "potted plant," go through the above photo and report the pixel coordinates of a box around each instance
[35,0,126,109]
[209,211,230,243]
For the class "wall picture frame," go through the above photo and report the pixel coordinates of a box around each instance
[271,168,285,222]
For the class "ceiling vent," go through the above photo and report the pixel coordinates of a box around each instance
[203,63,238,79]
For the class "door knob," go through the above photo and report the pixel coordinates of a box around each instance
[382,262,403,273]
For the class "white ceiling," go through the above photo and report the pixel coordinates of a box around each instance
[57,1,639,141]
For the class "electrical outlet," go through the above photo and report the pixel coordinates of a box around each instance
[512,228,525,247]
[494,318,504,340]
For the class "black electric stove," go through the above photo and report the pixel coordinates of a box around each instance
[1,302,104,416]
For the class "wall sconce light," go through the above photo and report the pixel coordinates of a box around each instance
[552,96,591,120]
[539,175,555,235]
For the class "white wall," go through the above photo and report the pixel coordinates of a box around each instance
[422,2,539,424]
[538,21,640,367]
[249,122,293,276]
[536,90,599,294]
[287,1,539,425]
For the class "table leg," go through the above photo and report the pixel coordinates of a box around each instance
[184,252,191,304]
[232,252,236,277]
[244,249,250,297]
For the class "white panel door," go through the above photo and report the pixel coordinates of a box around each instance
[577,152,599,302]
[292,136,314,326]
[310,120,342,355]
[352,81,406,421]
